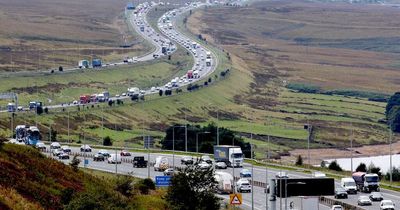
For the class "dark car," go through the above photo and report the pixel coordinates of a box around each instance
[201,155,213,164]
[370,192,383,201]
[181,156,193,165]
[93,153,105,161]
[335,187,348,199]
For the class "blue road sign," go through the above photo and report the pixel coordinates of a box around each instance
[155,176,171,187]
[84,159,89,165]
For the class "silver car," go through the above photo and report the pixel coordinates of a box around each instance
[358,196,372,206]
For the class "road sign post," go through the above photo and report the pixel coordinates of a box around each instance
[155,176,171,187]
[230,193,242,205]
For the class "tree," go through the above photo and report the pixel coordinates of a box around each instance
[159,89,163,96]
[208,78,212,83]
[103,136,112,146]
[328,160,342,171]
[295,155,303,166]
[134,178,155,195]
[385,166,400,181]
[168,55,171,60]
[387,105,400,132]
[70,154,81,172]
[386,92,400,114]
[59,66,63,71]
[356,163,367,172]
[36,106,43,115]
[44,107,49,114]
[166,164,220,210]
[367,163,382,177]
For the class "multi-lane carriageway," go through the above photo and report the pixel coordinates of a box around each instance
[41,143,400,210]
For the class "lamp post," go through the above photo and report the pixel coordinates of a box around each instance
[285,182,306,210]
[196,131,210,153]
[304,124,312,167]
[172,125,186,169]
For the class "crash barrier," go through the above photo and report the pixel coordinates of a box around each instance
[319,196,362,210]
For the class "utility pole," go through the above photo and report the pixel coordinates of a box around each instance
[266,135,270,210]
[147,135,150,178]
[173,127,175,169]
[217,110,219,145]
[350,125,354,172]
[67,110,70,143]
[185,113,188,152]
[390,128,393,185]
[251,143,254,210]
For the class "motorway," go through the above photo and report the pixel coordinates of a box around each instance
[41,143,400,209]
[1,1,216,112]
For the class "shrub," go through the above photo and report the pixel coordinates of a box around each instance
[385,166,400,181]
[328,160,342,171]
[115,176,134,197]
[295,155,303,166]
[286,83,321,94]
[135,178,155,195]
[103,136,112,146]
[69,155,80,172]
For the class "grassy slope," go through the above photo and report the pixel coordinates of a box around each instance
[0,3,393,161]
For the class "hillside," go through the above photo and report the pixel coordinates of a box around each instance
[0,143,167,209]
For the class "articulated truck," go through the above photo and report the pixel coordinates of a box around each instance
[352,172,380,193]
[214,145,244,167]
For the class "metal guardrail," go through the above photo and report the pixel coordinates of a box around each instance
[319,197,363,210]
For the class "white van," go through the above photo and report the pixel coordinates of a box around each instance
[107,154,122,164]
[154,156,169,171]
[341,177,357,194]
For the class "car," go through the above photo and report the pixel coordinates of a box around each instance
[58,152,69,160]
[236,178,251,193]
[164,168,175,176]
[240,169,252,178]
[276,172,289,178]
[200,155,213,164]
[358,195,372,206]
[120,150,131,156]
[93,153,105,161]
[50,142,61,149]
[52,149,62,156]
[72,100,78,104]
[331,205,343,210]
[80,144,92,152]
[98,149,110,157]
[370,192,384,201]
[215,161,227,169]
[115,94,120,98]
[181,156,193,165]
[35,142,46,150]
[334,187,348,199]
[61,145,71,153]
[122,93,127,97]
[380,200,395,210]
[198,161,211,170]
[107,154,122,164]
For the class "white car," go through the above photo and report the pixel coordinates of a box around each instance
[98,149,110,157]
[35,142,46,150]
[80,144,92,152]
[380,200,395,210]
[358,195,372,206]
[107,154,122,164]
[331,205,343,210]
[198,161,211,170]
[50,142,61,149]
[236,178,252,193]
[61,145,71,153]
[215,161,227,169]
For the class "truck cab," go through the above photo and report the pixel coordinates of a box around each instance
[214,145,244,168]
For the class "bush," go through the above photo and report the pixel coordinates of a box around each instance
[295,155,303,166]
[135,178,155,195]
[320,161,327,168]
[69,155,80,172]
[59,66,63,71]
[356,163,367,172]
[286,83,321,94]
[328,160,342,171]
[115,176,134,197]
[367,163,382,178]
[159,90,163,96]
[103,136,112,146]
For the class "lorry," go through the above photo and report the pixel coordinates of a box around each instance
[187,70,193,79]
[352,172,380,192]
[205,58,212,66]
[154,156,169,171]
[29,101,43,110]
[79,95,91,104]
[214,145,244,167]
[7,103,16,112]
[26,126,40,145]
[140,25,145,32]
[127,87,140,97]
[133,156,148,168]
[92,59,102,68]
[78,60,89,69]
[341,177,357,194]
[214,171,234,194]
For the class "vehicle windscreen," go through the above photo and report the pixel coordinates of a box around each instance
[365,176,379,182]
[232,153,243,158]
[345,182,355,186]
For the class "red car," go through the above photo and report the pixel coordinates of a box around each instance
[120,150,131,156]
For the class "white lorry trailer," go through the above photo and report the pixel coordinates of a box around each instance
[214,145,244,167]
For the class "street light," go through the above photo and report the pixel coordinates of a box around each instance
[285,182,306,210]
[172,125,186,169]
[304,124,312,167]
[196,131,210,153]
